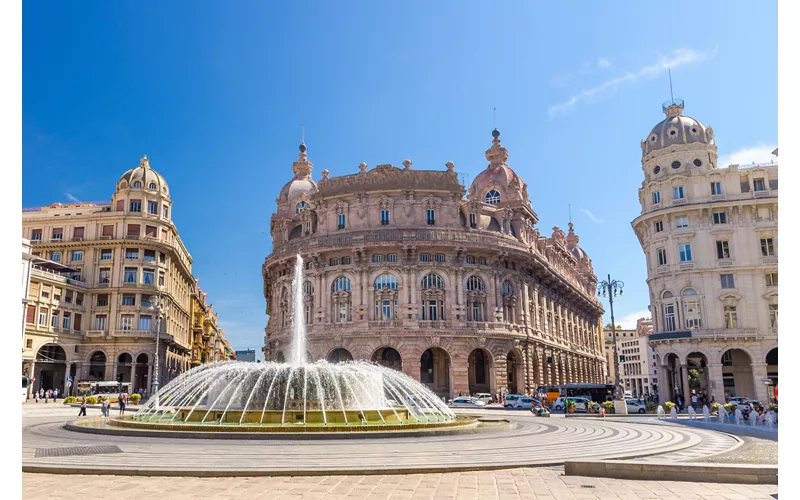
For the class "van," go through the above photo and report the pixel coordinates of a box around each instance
[624,391,632,399]
[503,394,523,408]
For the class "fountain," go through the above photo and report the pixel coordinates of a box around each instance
[670,406,678,420]
[129,255,459,431]
[766,411,776,430]
[750,409,759,428]
[656,405,665,419]
[687,405,696,420]
[734,408,743,426]
[718,406,727,424]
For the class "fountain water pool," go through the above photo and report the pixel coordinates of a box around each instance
[702,405,710,422]
[656,405,665,419]
[130,255,458,430]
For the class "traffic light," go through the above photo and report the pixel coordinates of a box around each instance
[619,355,626,363]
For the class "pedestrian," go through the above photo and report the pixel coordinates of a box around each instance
[44,390,49,404]
[101,397,110,418]
[53,388,58,402]
[34,391,39,403]
[118,393,127,416]
[39,388,44,399]
[78,397,87,417]
[691,393,698,410]
[677,397,683,412]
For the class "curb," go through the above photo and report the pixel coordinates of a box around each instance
[564,460,777,485]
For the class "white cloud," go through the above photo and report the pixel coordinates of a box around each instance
[617,310,651,329]
[549,48,717,117]
[65,193,80,203]
[581,208,605,224]
[597,58,611,68]
[718,144,778,167]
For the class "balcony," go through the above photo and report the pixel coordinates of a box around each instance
[418,320,453,329]
[650,203,661,210]
[85,330,108,338]
[754,190,772,199]
[50,237,64,243]
[672,199,687,206]
[125,235,140,240]
[691,328,759,339]
[678,262,696,270]
[716,259,734,268]
[761,257,778,266]
[710,194,726,202]
[367,320,404,329]
[30,267,87,287]
[656,265,670,275]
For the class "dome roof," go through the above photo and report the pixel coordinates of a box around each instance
[469,129,528,204]
[118,156,169,195]
[278,143,318,203]
[566,223,589,261]
[642,100,715,158]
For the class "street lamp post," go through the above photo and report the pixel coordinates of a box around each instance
[149,289,169,409]
[597,274,624,400]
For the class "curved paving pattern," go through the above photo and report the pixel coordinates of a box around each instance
[22,408,741,475]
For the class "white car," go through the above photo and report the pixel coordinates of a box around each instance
[474,393,493,404]
[729,397,760,410]
[511,397,541,410]
[554,397,592,412]
[503,394,523,408]
[625,399,647,414]
[449,396,487,408]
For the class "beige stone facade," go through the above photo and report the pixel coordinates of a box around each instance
[190,278,236,367]
[21,156,202,396]
[631,100,778,404]
[262,132,607,399]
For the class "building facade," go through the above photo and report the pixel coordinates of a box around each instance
[21,156,201,396]
[631,99,778,404]
[614,318,656,398]
[190,277,236,367]
[262,131,607,399]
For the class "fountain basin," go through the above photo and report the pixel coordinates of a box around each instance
[170,407,410,425]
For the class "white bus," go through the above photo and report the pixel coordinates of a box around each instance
[76,381,132,402]
[22,376,29,403]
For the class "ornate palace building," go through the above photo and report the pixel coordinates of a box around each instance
[632,99,778,404]
[21,156,219,396]
[263,130,606,399]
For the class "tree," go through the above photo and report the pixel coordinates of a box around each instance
[604,323,622,330]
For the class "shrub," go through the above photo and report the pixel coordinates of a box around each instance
[85,396,98,405]
[63,396,77,404]
[768,404,778,412]
[601,400,614,410]
[566,399,576,408]
[645,401,658,412]
[663,401,676,411]
[723,403,737,413]
[710,402,722,413]
[130,393,142,402]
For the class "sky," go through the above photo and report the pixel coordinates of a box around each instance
[22,1,777,357]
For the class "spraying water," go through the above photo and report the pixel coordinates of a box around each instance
[291,255,307,365]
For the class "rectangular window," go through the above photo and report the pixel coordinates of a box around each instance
[73,227,85,239]
[130,200,142,212]
[769,304,778,327]
[652,192,661,204]
[144,249,156,261]
[148,201,158,214]
[76,292,83,306]
[329,257,339,266]
[711,182,722,195]
[139,315,152,331]
[724,306,738,329]
[101,224,114,238]
[675,216,688,228]
[97,294,109,307]
[427,209,435,225]
[386,254,398,262]
[74,314,82,331]
[125,248,139,259]
[337,214,346,229]
[161,229,168,241]
[420,253,432,262]
[120,314,134,331]
[127,224,140,237]
[654,221,663,233]
[765,272,778,287]
[51,311,58,328]
[145,225,157,238]
[712,212,727,224]
[372,254,384,263]
[435,254,446,263]
[673,186,684,199]
[380,209,390,225]
[720,274,735,289]
[71,250,84,261]
[340,256,351,265]
[158,272,165,287]
[39,309,47,325]
[753,178,766,191]
[469,213,477,228]
[716,240,730,259]
[31,229,42,241]
[162,205,169,218]
[656,248,667,266]
[50,251,61,262]
[62,312,71,330]
[100,249,113,260]
[122,294,136,306]
[757,207,772,221]
[41,290,50,299]
[760,238,775,257]
[52,228,63,240]
[465,256,476,264]
[679,243,692,262]
[124,267,137,283]
[159,252,166,264]
[478,257,487,265]
[99,268,111,284]
[722,351,733,366]
[143,268,155,285]
[141,295,152,308]
[64,290,73,303]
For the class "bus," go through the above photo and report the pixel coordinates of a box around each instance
[22,376,29,403]
[561,383,615,402]
[536,386,562,405]
[75,381,132,402]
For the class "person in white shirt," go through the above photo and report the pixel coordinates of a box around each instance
[691,393,698,409]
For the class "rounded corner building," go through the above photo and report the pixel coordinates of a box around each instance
[263,130,606,399]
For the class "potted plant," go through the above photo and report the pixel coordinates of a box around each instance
[663,401,676,412]
[710,402,722,415]
[588,402,597,414]
[63,396,77,404]
[566,399,576,414]
[602,400,614,414]
[130,393,142,405]
[645,401,658,414]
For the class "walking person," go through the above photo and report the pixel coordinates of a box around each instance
[118,392,127,416]
[78,397,87,417]
[34,391,39,403]
[44,389,49,404]
[691,393,698,410]
[101,397,110,418]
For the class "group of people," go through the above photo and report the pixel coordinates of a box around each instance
[32,388,60,403]
[670,391,714,412]
[77,392,130,418]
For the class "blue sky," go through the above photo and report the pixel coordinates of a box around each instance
[22,1,777,356]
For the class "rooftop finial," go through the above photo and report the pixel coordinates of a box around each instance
[299,124,306,153]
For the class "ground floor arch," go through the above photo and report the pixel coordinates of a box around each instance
[685,351,709,404]
[506,350,524,395]
[420,347,451,399]
[34,344,68,394]
[766,347,777,402]
[117,353,134,384]
[88,351,107,380]
[135,353,150,393]
[467,348,494,395]
[372,347,402,371]
[327,348,353,364]
[721,348,754,399]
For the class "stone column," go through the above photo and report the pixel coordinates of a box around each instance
[751,363,769,402]
[495,355,508,395]
[708,363,724,403]
[131,363,137,392]
[404,357,421,383]
[146,363,153,395]
[656,364,668,402]
[680,364,690,404]
[537,348,545,386]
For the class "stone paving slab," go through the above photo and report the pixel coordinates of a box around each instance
[21,469,779,499]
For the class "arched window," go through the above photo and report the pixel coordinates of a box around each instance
[374,273,399,290]
[661,291,673,299]
[149,182,157,190]
[502,281,513,296]
[132,181,142,188]
[420,273,445,321]
[681,288,702,329]
[331,276,351,293]
[501,281,515,324]
[467,276,485,292]
[682,288,698,296]
[421,273,444,289]
[303,280,313,296]
[295,201,310,214]
[485,190,501,205]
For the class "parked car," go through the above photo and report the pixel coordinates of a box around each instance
[626,399,647,414]
[553,397,591,412]
[553,397,568,411]
[503,394,523,408]
[474,393,493,404]
[511,397,541,410]
[449,396,487,408]
[729,397,761,411]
